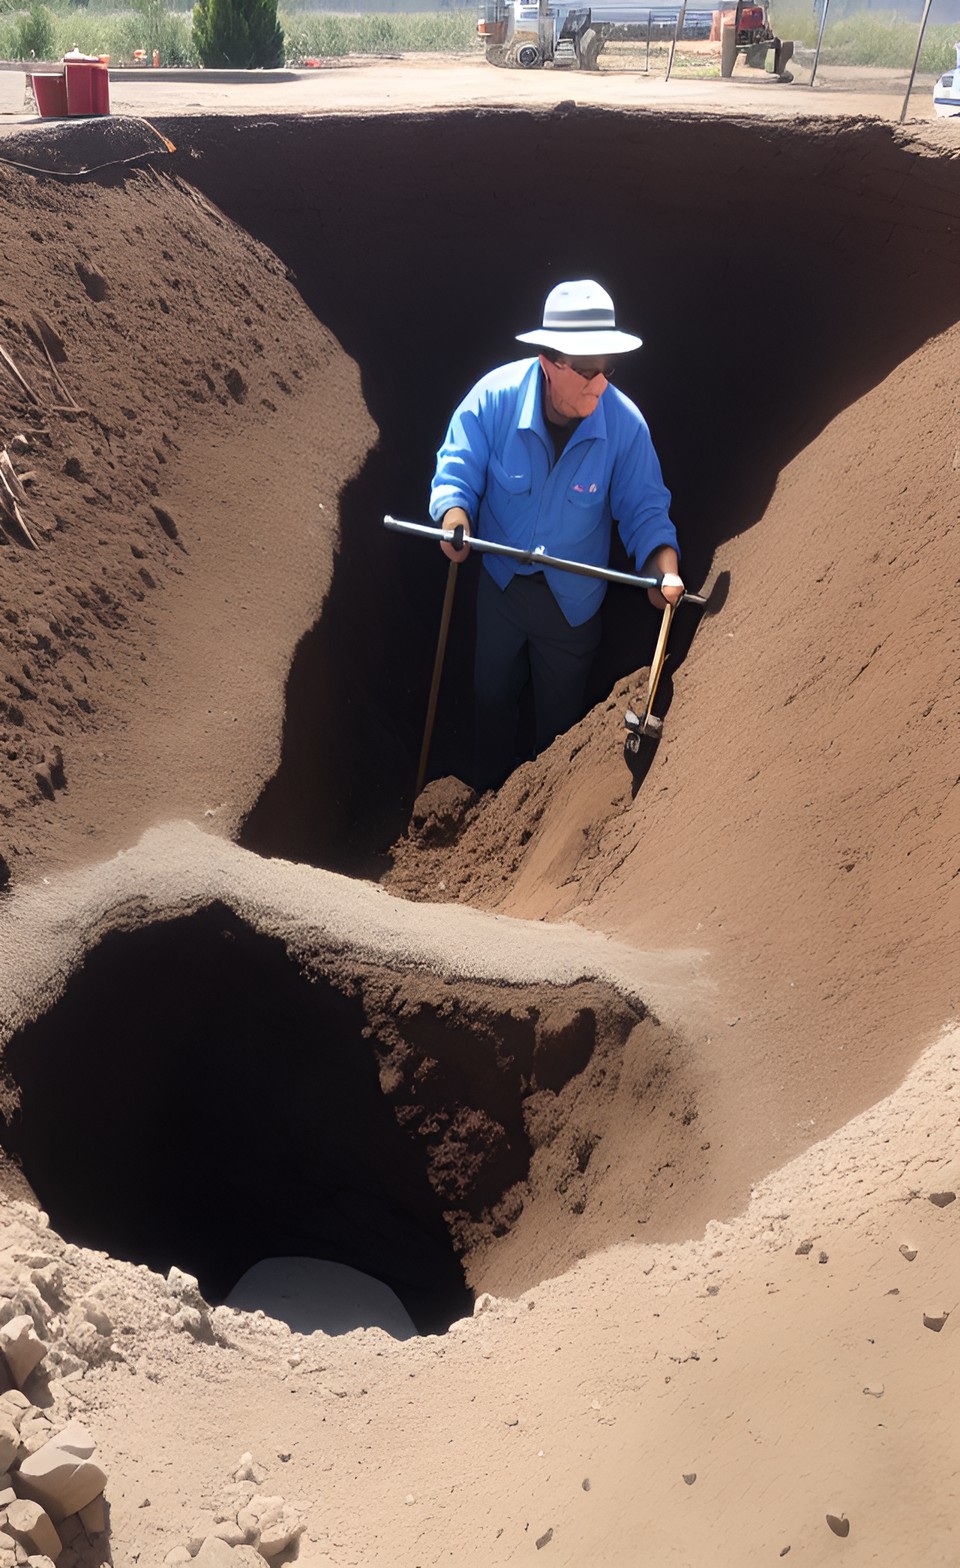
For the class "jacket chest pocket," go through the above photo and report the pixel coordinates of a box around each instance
[558,486,602,555]
[488,453,531,498]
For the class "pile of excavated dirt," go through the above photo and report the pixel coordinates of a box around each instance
[0,132,373,880]
[0,106,957,1568]
[386,316,960,1208]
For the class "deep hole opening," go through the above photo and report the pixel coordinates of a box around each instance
[0,906,471,1336]
[153,109,960,877]
[0,904,647,1335]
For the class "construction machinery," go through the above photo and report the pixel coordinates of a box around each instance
[477,0,793,75]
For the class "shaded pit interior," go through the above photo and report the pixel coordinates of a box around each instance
[149,108,960,874]
[0,903,646,1334]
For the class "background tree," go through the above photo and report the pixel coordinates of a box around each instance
[192,0,284,68]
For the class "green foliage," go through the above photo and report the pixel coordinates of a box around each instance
[33,4,196,60]
[776,7,958,70]
[192,0,284,66]
[14,1,55,57]
[280,6,478,60]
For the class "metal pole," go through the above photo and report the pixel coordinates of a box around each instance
[809,0,831,87]
[645,8,651,70]
[899,0,935,122]
[384,515,665,592]
[665,0,691,80]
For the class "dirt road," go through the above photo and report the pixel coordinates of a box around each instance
[0,51,951,126]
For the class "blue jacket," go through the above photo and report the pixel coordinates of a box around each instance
[430,357,678,627]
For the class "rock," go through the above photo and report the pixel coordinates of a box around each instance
[55,1515,82,1545]
[257,1501,304,1559]
[210,1521,245,1546]
[0,1321,45,1388]
[3,1501,61,1560]
[0,1394,30,1427]
[16,1425,106,1522]
[165,1268,205,1309]
[186,1515,218,1555]
[77,1494,105,1533]
[16,1412,54,1461]
[232,1455,267,1486]
[240,1494,283,1525]
[31,1422,94,1463]
[230,1551,269,1568]
[26,1270,61,1308]
[0,1422,19,1473]
[171,1306,212,1341]
[193,1539,238,1566]
[923,1311,949,1332]
[409,776,476,845]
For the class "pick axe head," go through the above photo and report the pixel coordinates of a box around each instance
[624,708,662,751]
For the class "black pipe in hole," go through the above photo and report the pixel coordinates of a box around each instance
[1,905,472,1336]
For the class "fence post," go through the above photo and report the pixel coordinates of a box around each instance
[665,0,691,79]
[809,0,831,86]
[900,0,934,122]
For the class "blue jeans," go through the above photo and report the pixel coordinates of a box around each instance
[473,566,602,792]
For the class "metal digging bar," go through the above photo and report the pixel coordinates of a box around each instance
[384,515,706,600]
[384,514,705,800]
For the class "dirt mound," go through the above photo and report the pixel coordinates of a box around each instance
[387,317,960,1189]
[0,145,372,879]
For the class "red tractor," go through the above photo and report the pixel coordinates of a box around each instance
[719,0,794,78]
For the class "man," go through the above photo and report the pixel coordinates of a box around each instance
[430,279,683,792]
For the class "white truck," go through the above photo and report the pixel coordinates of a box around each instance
[478,0,793,76]
[934,42,960,115]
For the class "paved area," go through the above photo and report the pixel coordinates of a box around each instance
[0,52,951,126]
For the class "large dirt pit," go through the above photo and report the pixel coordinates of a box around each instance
[0,103,957,1566]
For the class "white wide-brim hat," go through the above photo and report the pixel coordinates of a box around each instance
[516,279,642,356]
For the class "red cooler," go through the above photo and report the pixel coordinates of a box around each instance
[64,55,111,116]
[31,73,69,117]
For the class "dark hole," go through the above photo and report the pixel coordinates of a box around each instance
[0,904,472,1336]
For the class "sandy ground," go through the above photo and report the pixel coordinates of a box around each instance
[0,51,954,125]
[0,61,957,1568]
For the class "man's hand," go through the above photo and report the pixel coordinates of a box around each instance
[643,545,684,610]
[440,507,472,564]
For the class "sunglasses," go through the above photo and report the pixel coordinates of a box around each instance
[561,363,618,382]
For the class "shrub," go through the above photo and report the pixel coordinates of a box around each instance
[15,2,55,58]
[193,0,284,66]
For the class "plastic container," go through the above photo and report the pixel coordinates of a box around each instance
[64,55,110,116]
[31,72,69,118]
